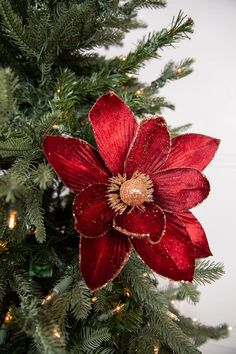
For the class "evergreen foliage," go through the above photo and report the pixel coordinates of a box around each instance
[0,1,228,353]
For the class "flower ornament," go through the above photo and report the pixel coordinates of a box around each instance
[43,92,220,291]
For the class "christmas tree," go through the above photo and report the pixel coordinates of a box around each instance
[0,1,229,353]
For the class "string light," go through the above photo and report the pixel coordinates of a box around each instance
[51,325,62,339]
[7,210,17,230]
[143,272,148,277]
[135,88,144,97]
[228,326,233,331]
[91,296,97,303]
[42,276,73,305]
[0,240,8,249]
[127,73,133,78]
[153,345,159,353]
[123,287,131,298]
[41,291,58,305]
[170,300,176,305]
[176,67,184,76]
[52,124,61,130]
[119,55,127,62]
[192,317,198,324]
[4,308,13,325]
[112,302,125,314]
[167,311,179,321]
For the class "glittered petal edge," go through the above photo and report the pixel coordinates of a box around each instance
[113,204,167,245]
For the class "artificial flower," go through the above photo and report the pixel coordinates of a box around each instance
[43,92,219,290]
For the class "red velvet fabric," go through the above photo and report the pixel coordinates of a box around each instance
[161,133,220,171]
[131,213,195,281]
[73,184,115,238]
[177,211,212,258]
[89,92,138,175]
[152,168,210,212]
[125,116,170,177]
[43,136,110,193]
[113,203,166,243]
[80,230,131,291]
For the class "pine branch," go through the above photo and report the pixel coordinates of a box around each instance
[9,157,32,186]
[176,311,229,347]
[109,11,194,74]
[0,0,38,58]
[30,163,54,191]
[120,254,167,311]
[70,280,92,321]
[0,124,36,159]
[176,282,200,305]
[78,327,112,352]
[34,321,66,354]
[25,189,46,243]
[0,270,6,305]
[12,270,41,301]
[153,311,201,354]
[170,123,192,137]
[194,260,225,286]
[0,67,19,123]
[121,0,166,15]
[43,4,87,65]
[151,58,194,90]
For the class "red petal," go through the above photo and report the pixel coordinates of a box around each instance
[43,136,110,193]
[177,211,212,258]
[113,203,166,243]
[125,116,170,177]
[161,133,220,171]
[80,231,132,290]
[73,184,115,238]
[153,168,210,212]
[89,92,138,175]
[131,213,195,281]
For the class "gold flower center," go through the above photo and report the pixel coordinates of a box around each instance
[119,177,148,206]
[107,172,154,214]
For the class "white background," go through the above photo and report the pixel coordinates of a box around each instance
[99,0,236,352]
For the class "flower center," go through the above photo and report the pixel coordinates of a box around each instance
[107,172,154,214]
[120,177,148,206]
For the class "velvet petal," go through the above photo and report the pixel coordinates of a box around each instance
[43,136,110,193]
[153,167,210,212]
[113,203,166,243]
[125,116,170,177]
[89,92,138,175]
[131,213,195,281]
[161,133,220,171]
[73,184,115,238]
[80,231,132,291]
[177,211,212,258]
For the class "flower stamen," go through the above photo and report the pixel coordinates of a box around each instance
[107,172,154,214]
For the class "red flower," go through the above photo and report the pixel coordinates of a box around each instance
[43,92,220,291]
